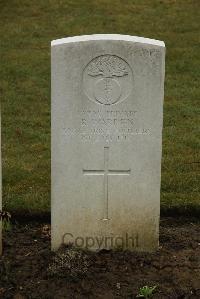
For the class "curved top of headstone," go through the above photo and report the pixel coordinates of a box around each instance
[51,34,165,48]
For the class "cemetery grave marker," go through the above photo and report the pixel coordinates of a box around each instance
[51,34,165,251]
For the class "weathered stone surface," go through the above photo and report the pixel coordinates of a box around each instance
[51,34,165,251]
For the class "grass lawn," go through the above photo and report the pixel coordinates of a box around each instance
[0,0,199,216]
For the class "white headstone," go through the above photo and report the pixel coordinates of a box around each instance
[51,34,165,252]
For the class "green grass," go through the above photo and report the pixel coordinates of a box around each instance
[0,0,199,216]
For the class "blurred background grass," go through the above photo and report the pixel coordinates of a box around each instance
[0,0,199,217]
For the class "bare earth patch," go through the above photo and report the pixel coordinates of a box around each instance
[0,218,199,299]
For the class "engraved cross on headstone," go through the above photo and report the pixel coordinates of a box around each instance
[83,147,131,220]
